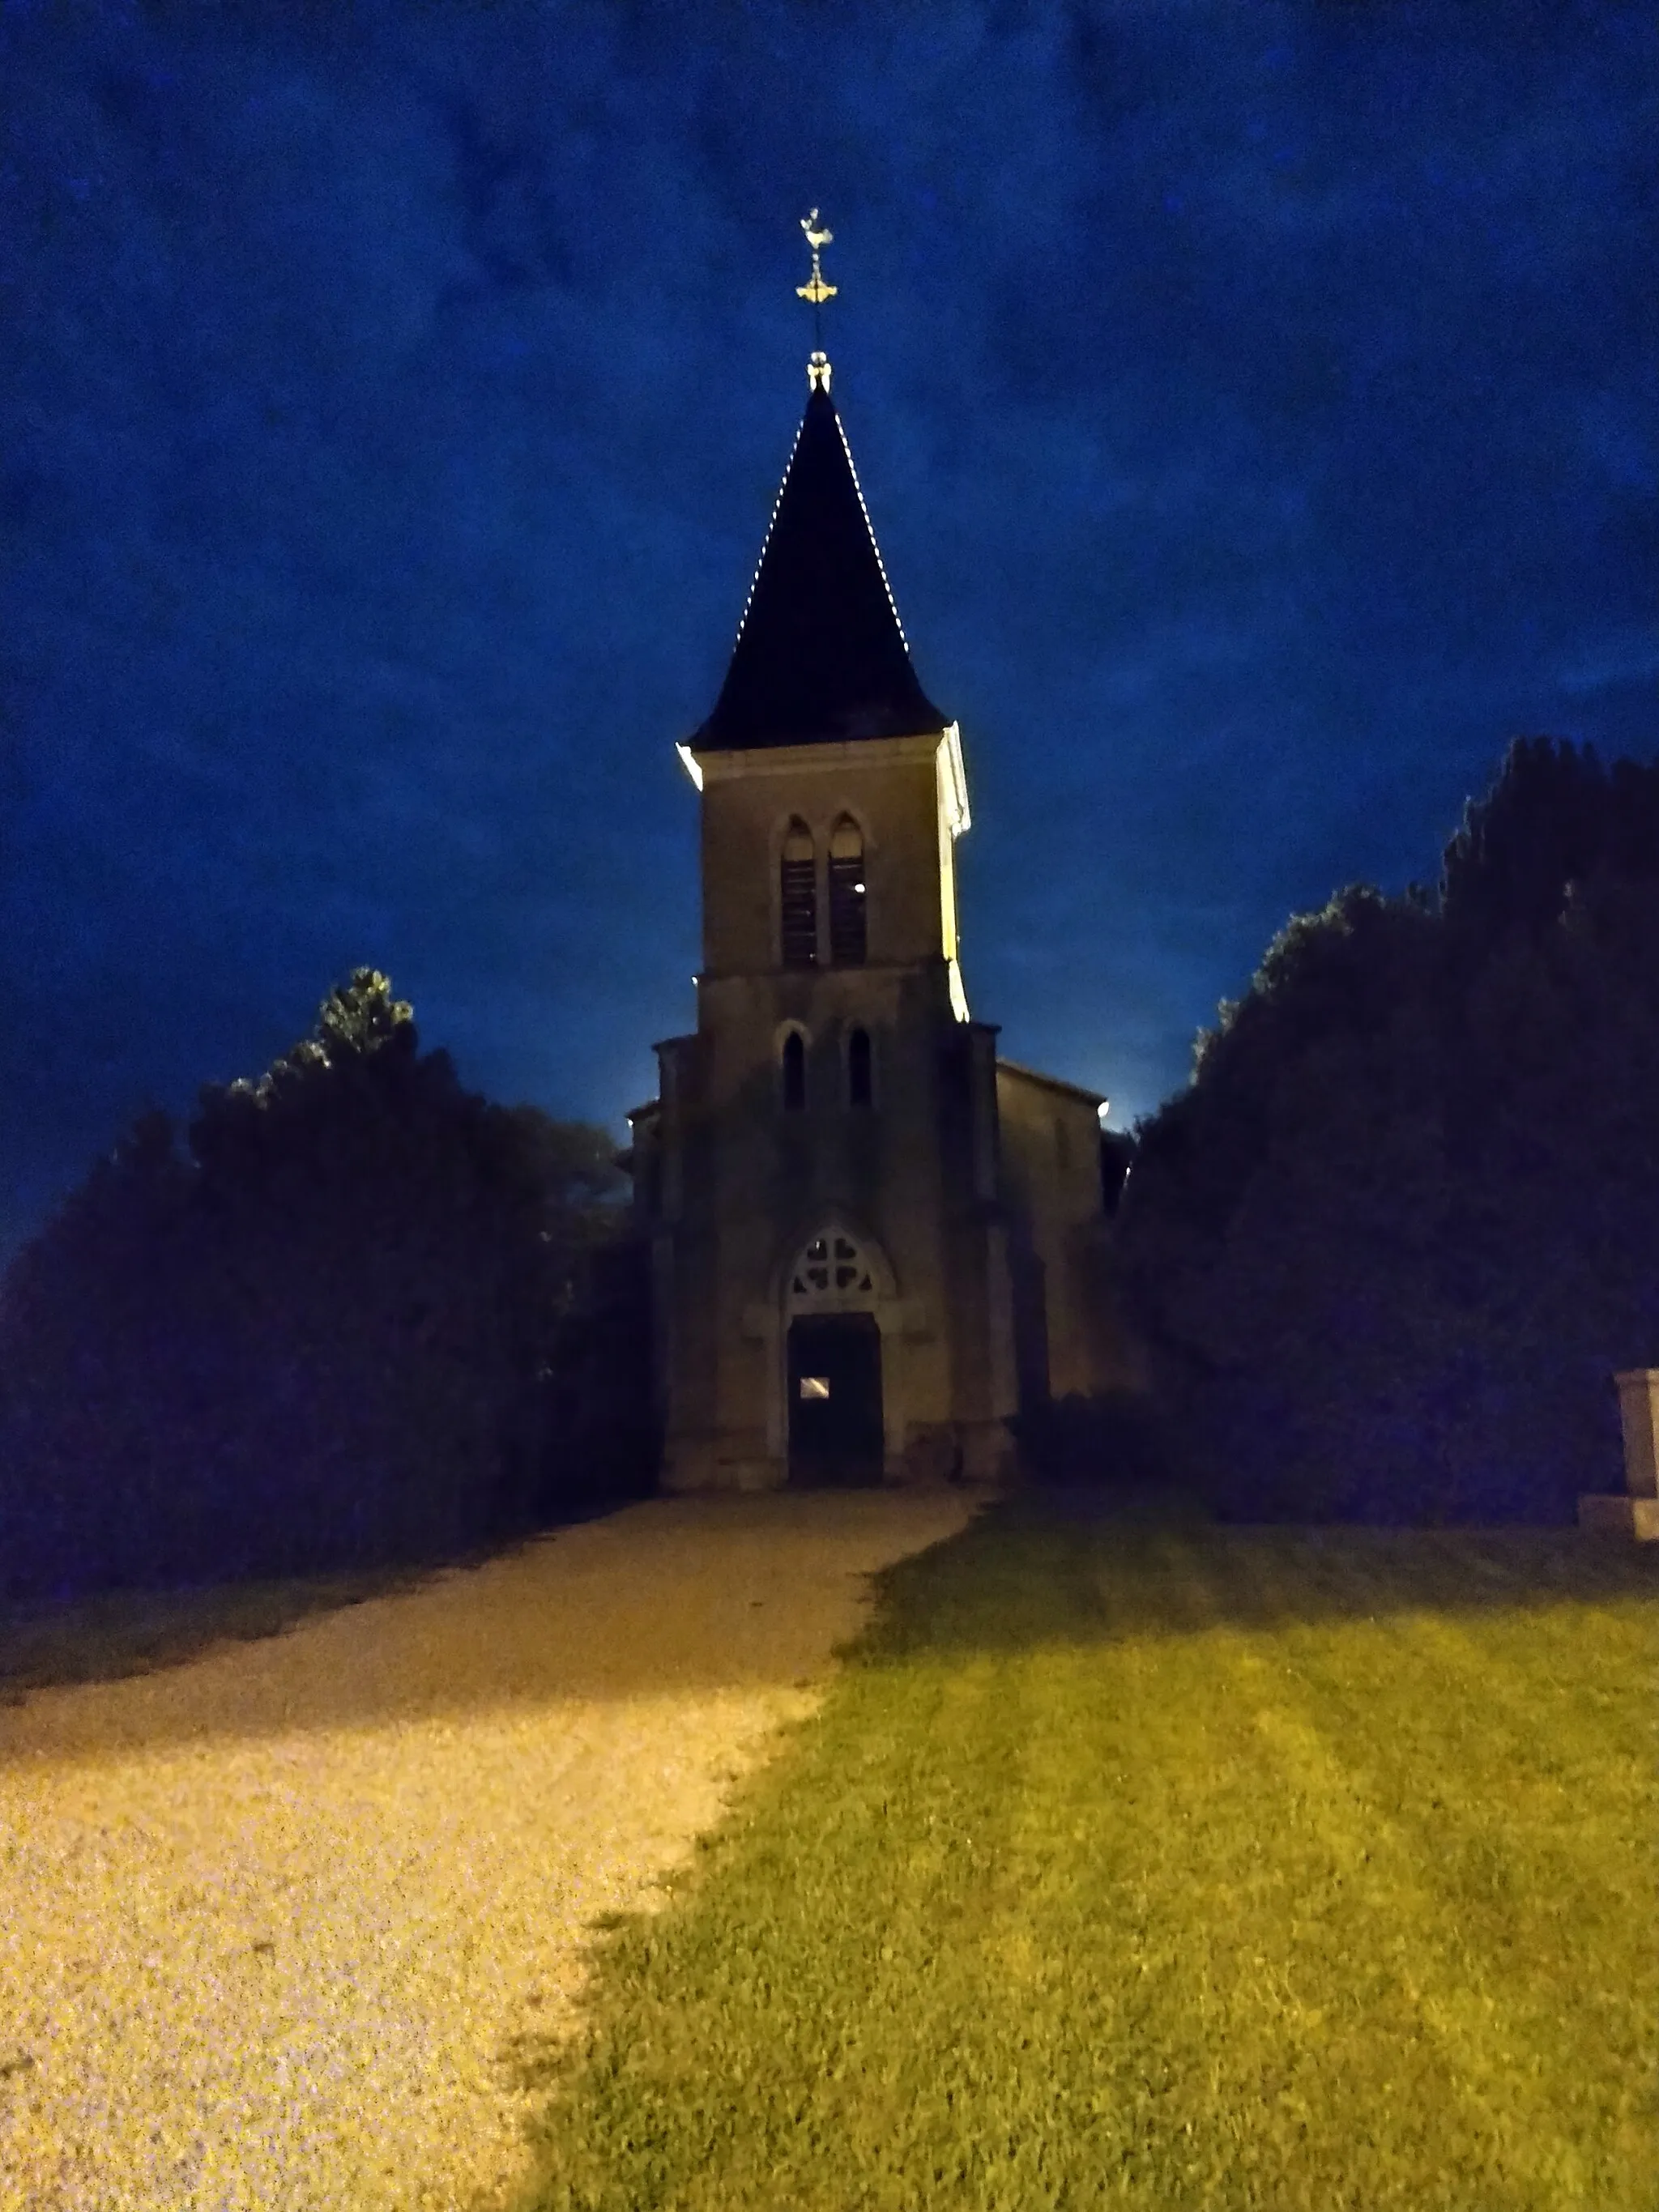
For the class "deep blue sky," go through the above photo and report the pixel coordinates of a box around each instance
[5,0,1655,1256]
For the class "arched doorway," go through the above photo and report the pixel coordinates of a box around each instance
[784,1230,885,1485]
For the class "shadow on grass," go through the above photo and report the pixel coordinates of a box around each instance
[847,1480,1659,1669]
[5,1480,1648,1724]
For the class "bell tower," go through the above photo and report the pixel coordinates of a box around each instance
[627,216,1115,1491]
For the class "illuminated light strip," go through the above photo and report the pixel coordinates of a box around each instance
[832,410,912,650]
[729,414,807,650]
[939,722,970,836]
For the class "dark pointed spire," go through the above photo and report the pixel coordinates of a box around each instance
[689,376,949,751]
[691,216,946,751]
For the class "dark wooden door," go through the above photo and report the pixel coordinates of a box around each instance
[787,1313,884,1485]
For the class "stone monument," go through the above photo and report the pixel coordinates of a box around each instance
[1577,1369,1659,1538]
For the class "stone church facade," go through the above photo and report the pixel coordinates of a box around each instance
[625,341,1119,1491]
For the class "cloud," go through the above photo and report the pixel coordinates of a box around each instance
[1558,632,1659,698]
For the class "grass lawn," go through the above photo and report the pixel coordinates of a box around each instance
[511,1493,1658,2211]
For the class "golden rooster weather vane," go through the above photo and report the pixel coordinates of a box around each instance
[796,208,836,391]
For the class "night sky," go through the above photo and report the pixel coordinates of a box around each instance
[5,2,1655,1259]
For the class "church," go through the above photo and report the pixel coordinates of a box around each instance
[625,220,1120,1491]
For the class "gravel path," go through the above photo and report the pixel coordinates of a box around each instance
[0,1488,986,2212]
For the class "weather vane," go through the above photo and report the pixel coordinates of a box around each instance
[796,208,836,391]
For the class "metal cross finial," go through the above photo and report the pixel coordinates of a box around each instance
[795,208,837,387]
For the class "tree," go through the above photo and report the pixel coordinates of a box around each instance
[1440,736,1659,947]
[0,971,641,1600]
[1114,741,1659,1524]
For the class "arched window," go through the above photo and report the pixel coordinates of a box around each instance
[828,816,867,965]
[781,1029,807,1111]
[847,1026,872,1108]
[780,819,817,968]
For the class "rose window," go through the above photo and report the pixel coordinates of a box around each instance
[790,1232,875,1299]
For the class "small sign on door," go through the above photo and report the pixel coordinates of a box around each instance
[799,1375,831,1400]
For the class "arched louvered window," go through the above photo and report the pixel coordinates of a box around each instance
[780,819,817,968]
[847,1026,872,1108]
[781,1029,807,1111]
[828,816,867,965]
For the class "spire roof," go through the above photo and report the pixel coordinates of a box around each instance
[690,377,949,751]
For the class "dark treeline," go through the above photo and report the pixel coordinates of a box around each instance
[1111,737,1659,1524]
[9,744,1655,1584]
[0,972,654,1602]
